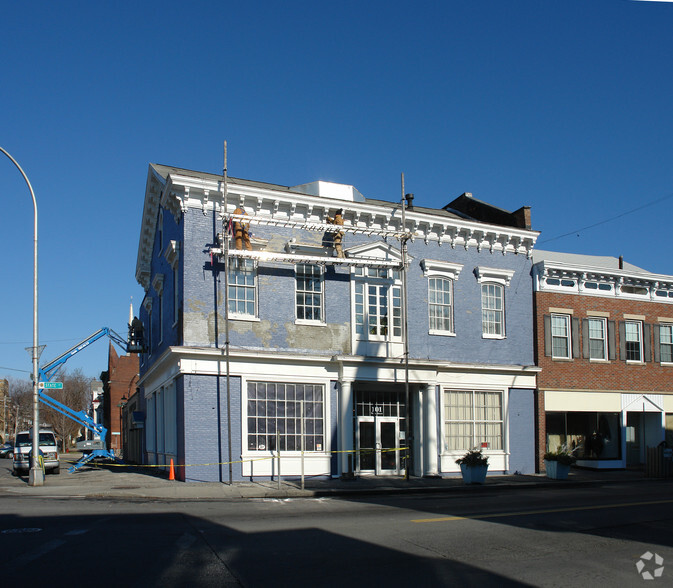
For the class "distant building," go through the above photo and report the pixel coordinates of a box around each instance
[100,344,139,456]
[135,164,539,482]
[532,250,673,470]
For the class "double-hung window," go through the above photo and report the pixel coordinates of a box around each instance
[475,267,513,339]
[625,320,643,362]
[228,259,257,317]
[421,259,462,336]
[587,317,607,360]
[481,283,504,337]
[551,314,571,359]
[444,389,503,451]
[295,264,323,322]
[353,267,402,341]
[428,277,453,334]
[660,324,673,363]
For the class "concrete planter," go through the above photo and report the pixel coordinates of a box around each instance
[460,464,488,484]
[544,460,570,480]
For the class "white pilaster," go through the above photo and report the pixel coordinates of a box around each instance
[423,384,439,476]
[339,380,354,475]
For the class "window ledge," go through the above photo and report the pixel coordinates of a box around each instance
[228,315,260,322]
[482,334,506,340]
[551,357,573,362]
[295,319,326,327]
[429,330,456,337]
[626,360,646,366]
[589,358,610,363]
[661,362,673,367]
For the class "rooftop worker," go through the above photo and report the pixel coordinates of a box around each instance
[323,208,345,258]
[233,207,252,251]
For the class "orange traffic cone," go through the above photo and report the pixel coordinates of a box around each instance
[169,458,175,481]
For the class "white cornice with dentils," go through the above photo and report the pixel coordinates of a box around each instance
[136,167,539,290]
[533,259,673,303]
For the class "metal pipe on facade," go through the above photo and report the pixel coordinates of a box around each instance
[0,146,43,487]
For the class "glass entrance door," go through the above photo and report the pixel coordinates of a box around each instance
[357,417,400,475]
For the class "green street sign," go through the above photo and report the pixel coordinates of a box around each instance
[39,382,63,390]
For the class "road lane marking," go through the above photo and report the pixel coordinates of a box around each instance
[16,539,66,564]
[411,498,673,523]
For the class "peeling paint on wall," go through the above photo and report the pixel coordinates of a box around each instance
[284,322,351,353]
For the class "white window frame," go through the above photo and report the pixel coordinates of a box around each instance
[660,323,673,364]
[352,267,402,342]
[551,314,572,359]
[295,264,324,324]
[475,267,512,339]
[244,380,327,453]
[228,258,258,319]
[588,317,607,361]
[421,259,462,336]
[625,320,643,363]
[481,283,505,338]
[428,276,454,335]
[443,388,504,452]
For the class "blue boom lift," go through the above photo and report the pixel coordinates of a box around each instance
[37,321,145,473]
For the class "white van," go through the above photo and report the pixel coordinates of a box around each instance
[13,429,60,475]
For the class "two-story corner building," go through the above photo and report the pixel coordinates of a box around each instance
[532,250,673,471]
[135,163,539,482]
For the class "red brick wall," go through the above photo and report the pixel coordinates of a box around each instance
[533,291,673,471]
[103,345,139,451]
[535,291,673,392]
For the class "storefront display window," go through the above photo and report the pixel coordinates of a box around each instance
[546,412,621,460]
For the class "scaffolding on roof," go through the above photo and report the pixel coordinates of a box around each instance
[210,247,404,269]
[221,212,410,240]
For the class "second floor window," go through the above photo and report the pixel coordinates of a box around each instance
[551,314,571,359]
[295,264,323,322]
[353,268,402,341]
[481,283,504,337]
[660,324,673,363]
[587,317,606,360]
[624,320,643,362]
[428,277,453,334]
[228,259,256,317]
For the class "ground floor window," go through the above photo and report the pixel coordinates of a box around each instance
[247,381,324,452]
[444,389,503,451]
[546,411,621,459]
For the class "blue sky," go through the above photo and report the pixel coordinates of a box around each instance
[1,0,672,381]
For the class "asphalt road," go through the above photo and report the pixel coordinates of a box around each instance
[1,459,672,587]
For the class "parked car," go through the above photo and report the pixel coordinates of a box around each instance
[0,442,13,459]
[13,430,60,474]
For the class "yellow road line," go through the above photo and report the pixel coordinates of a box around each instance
[412,499,673,523]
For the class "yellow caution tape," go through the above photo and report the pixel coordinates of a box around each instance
[63,446,409,469]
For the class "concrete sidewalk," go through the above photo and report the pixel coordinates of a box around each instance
[0,453,662,501]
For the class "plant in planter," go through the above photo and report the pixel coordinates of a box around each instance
[544,446,576,480]
[456,449,489,484]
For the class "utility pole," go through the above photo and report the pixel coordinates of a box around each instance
[222,141,233,485]
[401,173,411,480]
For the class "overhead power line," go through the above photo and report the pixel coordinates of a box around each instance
[539,191,673,244]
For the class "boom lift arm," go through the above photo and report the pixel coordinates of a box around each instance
[37,326,145,473]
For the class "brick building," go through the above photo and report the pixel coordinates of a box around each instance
[100,343,139,456]
[532,250,673,470]
[135,163,539,482]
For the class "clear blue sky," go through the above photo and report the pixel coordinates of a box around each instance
[2,0,672,381]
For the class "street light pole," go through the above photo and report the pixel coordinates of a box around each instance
[0,146,43,486]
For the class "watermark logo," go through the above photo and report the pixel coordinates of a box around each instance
[636,551,664,580]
